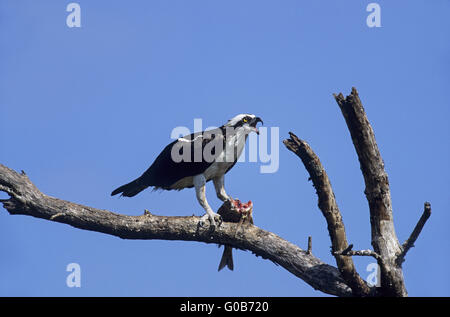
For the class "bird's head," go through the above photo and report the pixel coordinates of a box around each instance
[224,114,264,135]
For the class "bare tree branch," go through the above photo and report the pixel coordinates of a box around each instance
[396,202,432,266]
[333,244,381,261]
[0,163,352,297]
[283,134,371,296]
[334,87,407,296]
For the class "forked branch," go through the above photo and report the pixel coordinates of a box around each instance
[333,87,430,296]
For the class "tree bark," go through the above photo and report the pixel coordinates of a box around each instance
[283,133,371,296]
[282,88,430,296]
[334,88,407,296]
[0,163,352,297]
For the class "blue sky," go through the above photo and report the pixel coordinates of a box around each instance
[0,0,449,296]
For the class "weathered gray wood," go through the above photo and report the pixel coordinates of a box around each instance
[0,163,352,297]
[283,133,371,296]
[396,202,432,266]
[334,88,407,296]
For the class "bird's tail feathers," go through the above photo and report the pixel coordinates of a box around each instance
[218,245,234,271]
[111,178,148,197]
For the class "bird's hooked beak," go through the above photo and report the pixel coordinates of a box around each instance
[250,117,263,135]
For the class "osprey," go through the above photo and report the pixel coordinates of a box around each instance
[111,114,263,228]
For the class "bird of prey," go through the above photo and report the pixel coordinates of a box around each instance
[111,114,263,228]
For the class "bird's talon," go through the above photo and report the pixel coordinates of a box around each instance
[199,213,219,229]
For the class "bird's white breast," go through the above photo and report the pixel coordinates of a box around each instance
[203,128,247,180]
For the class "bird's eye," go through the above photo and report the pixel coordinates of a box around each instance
[243,118,248,123]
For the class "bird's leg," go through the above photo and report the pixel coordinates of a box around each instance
[194,175,222,228]
[213,175,232,202]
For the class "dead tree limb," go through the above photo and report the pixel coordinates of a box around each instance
[283,88,430,296]
[283,133,371,296]
[334,87,410,296]
[333,244,381,261]
[396,202,432,266]
[0,163,352,297]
